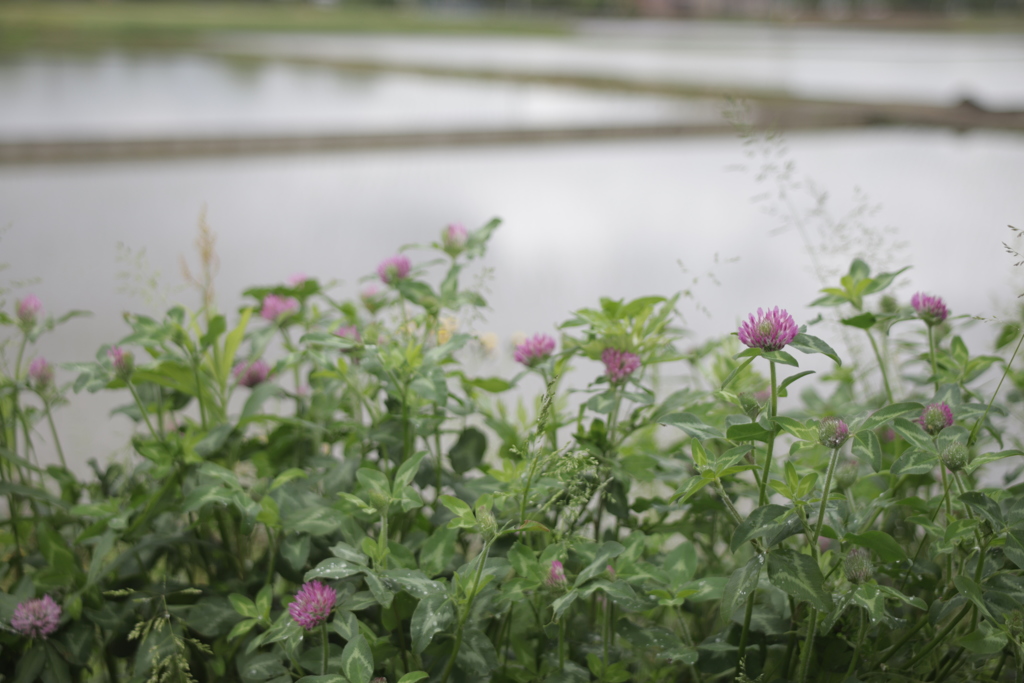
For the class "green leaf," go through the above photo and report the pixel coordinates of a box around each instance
[721,555,764,624]
[574,542,626,588]
[672,476,713,505]
[852,430,884,473]
[789,333,841,365]
[341,634,374,683]
[852,583,886,624]
[382,568,445,599]
[890,448,937,476]
[356,468,391,498]
[305,557,365,582]
[220,308,252,385]
[840,312,878,330]
[270,468,308,491]
[731,505,790,552]
[726,421,774,443]
[863,265,911,294]
[460,376,512,393]
[778,371,815,395]
[281,534,311,573]
[845,531,908,563]
[859,402,923,432]
[410,593,453,655]
[957,623,1008,655]
[761,350,800,367]
[508,542,539,581]
[438,495,473,519]
[241,382,283,421]
[393,451,426,493]
[890,418,934,451]
[419,526,457,577]
[551,589,579,620]
[658,412,723,440]
[966,449,1024,474]
[455,627,498,676]
[953,575,995,621]
[14,644,45,683]
[767,549,833,612]
[397,674,430,683]
[449,428,487,474]
[959,491,1003,530]
[229,594,259,619]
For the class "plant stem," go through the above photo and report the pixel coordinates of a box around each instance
[812,447,842,555]
[797,610,818,683]
[127,381,160,441]
[905,603,971,669]
[320,620,329,675]
[43,404,67,469]
[969,325,1024,446]
[865,330,894,403]
[845,608,868,679]
[440,539,492,683]
[928,325,939,393]
[758,361,778,507]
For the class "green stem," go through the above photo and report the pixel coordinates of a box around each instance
[191,358,208,429]
[127,381,160,442]
[440,539,492,683]
[905,603,971,669]
[865,330,895,403]
[845,608,868,679]
[320,620,329,675]
[969,325,1024,446]
[797,610,819,683]
[758,362,778,507]
[43,404,67,469]
[735,592,757,681]
[812,447,842,555]
[928,325,939,393]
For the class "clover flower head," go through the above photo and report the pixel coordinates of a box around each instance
[261,294,299,322]
[288,581,336,631]
[738,307,798,352]
[360,285,387,314]
[601,348,641,383]
[514,334,556,367]
[234,359,270,388]
[377,255,411,285]
[911,292,948,326]
[918,402,954,436]
[17,295,42,326]
[818,416,849,449]
[844,547,874,584]
[11,595,61,640]
[334,325,362,343]
[442,223,468,256]
[29,357,54,390]
[107,346,134,381]
[547,560,567,588]
[941,442,969,472]
[287,273,308,287]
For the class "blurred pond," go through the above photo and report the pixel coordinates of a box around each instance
[0,52,720,142]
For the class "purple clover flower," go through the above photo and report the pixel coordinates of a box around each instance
[233,359,270,388]
[918,402,954,436]
[360,285,387,314]
[442,223,468,256]
[11,595,61,640]
[29,357,54,390]
[911,292,948,327]
[260,294,299,322]
[818,416,850,449]
[602,348,641,383]
[547,560,567,588]
[334,325,362,343]
[16,295,42,327]
[738,307,798,352]
[377,255,411,285]
[287,273,308,287]
[108,346,134,381]
[514,334,556,367]
[288,581,336,631]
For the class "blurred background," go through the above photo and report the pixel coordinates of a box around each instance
[0,0,1022,471]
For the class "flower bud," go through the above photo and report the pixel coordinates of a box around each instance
[16,295,42,327]
[475,504,496,539]
[442,223,468,256]
[28,357,54,391]
[835,460,859,491]
[941,442,969,472]
[368,490,391,512]
[360,286,387,315]
[911,292,948,327]
[547,560,567,588]
[818,416,850,449]
[879,295,899,315]
[918,402,954,436]
[233,359,269,388]
[844,547,874,584]
[107,346,134,381]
